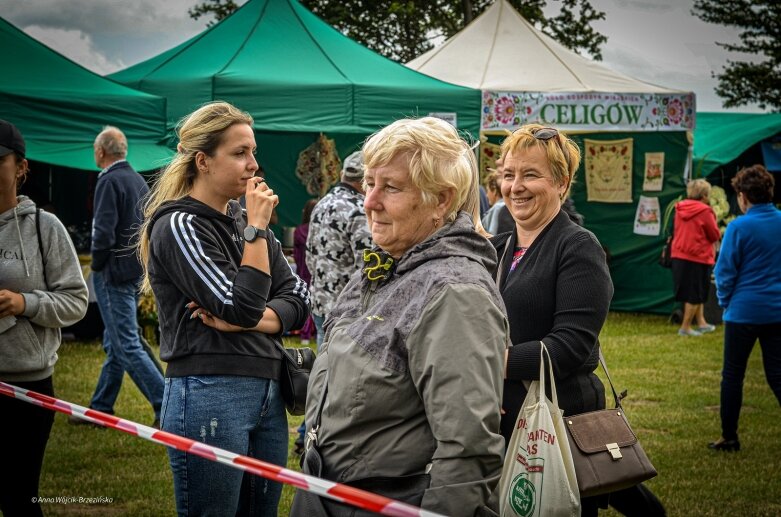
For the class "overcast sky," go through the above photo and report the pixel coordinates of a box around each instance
[2,0,764,112]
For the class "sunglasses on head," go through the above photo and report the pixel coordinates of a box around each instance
[530,127,559,141]
[509,126,571,170]
[528,127,571,169]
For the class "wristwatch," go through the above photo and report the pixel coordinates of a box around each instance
[243,225,267,243]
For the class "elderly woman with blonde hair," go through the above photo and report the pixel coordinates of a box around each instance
[292,117,508,516]
[671,178,720,336]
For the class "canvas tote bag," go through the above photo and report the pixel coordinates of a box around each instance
[499,342,580,517]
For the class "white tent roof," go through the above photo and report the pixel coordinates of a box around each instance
[407,0,685,94]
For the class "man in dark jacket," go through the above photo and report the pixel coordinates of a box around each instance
[74,127,164,426]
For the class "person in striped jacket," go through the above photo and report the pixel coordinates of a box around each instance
[138,102,310,517]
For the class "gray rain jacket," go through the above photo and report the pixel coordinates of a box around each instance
[0,197,88,382]
[305,211,508,516]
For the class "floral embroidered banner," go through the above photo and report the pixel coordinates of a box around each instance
[585,138,634,203]
[479,141,502,182]
[482,91,695,132]
[642,152,665,191]
[634,196,661,236]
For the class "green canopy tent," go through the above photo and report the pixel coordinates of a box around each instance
[109,0,481,227]
[1,16,173,232]
[1,17,172,171]
[695,112,781,181]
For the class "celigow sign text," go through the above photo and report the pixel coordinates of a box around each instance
[482,91,695,132]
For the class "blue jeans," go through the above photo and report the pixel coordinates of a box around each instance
[89,271,164,418]
[720,322,781,440]
[161,376,288,517]
[313,313,326,352]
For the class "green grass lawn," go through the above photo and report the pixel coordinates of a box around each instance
[26,313,781,516]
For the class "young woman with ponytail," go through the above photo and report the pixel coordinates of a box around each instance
[138,102,310,516]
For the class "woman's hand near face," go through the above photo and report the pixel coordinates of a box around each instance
[244,177,278,228]
[241,177,276,274]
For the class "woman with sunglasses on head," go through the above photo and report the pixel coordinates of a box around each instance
[493,124,664,516]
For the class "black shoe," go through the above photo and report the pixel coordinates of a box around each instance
[293,437,305,456]
[708,438,740,451]
[67,414,104,429]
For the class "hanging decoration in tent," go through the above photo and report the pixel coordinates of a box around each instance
[480,140,503,183]
[643,152,665,191]
[633,196,661,236]
[481,92,695,132]
[585,138,634,203]
[295,134,342,197]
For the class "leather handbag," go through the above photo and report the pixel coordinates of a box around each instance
[658,235,673,268]
[565,350,657,497]
[273,340,315,416]
[658,201,677,268]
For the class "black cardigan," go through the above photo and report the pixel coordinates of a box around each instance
[491,210,614,443]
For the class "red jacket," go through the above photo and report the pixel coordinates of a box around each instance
[671,199,720,265]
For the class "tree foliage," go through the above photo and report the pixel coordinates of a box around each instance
[544,0,607,61]
[188,0,239,27]
[187,0,607,64]
[301,0,607,63]
[692,0,780,111]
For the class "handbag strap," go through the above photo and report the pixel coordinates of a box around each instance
[494,235,512,289]
[661,197,680,238]
[305,369,329,451]
[598,348,624,409]
[270,337,290,361]
[535,341,624,410]
[538,341,559,408]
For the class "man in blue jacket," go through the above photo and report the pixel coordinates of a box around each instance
[73,126,164,427]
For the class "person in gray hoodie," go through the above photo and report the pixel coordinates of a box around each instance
[0,119,89,517]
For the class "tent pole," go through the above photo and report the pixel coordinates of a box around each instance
[684,130,693,181]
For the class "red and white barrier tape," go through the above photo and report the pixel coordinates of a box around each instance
[0,381,444,517]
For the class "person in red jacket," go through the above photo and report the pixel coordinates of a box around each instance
[671,179,721,336]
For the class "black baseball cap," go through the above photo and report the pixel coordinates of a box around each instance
[0,119,26,158]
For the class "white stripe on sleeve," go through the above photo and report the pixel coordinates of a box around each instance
[181,214,233,296]
[282,255,311,306]
[170,212,234,305]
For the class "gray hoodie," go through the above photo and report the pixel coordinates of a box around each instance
[0,196,88,382]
